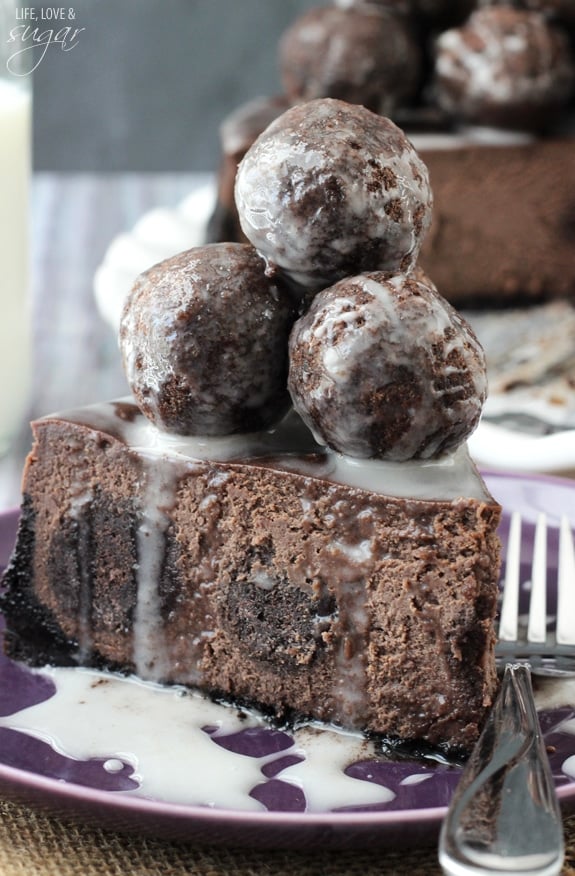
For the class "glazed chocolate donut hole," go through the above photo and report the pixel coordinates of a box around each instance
[120,243,296,436]
[434,7,575,130]
[288,270,487,460]
[279,5,422,114]
[235,98,433,294]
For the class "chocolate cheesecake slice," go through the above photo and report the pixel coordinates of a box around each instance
[2,399,500,751]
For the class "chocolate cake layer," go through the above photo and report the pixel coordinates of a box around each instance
[1,400,501,750]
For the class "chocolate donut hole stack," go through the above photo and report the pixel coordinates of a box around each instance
[235,97,487,464]
[2,95,503,755]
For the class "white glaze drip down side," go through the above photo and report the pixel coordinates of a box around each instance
[55,416,199,679]
[67,486,95,663]
[44,400,493,503]
[332,580,371,727]
[132,459,194,681]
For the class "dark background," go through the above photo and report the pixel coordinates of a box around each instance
[31,0,317,172]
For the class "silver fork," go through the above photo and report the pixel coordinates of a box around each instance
[439,512,575,876]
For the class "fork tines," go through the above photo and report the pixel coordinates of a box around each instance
[557,516,575,646]
[496,511,575,673]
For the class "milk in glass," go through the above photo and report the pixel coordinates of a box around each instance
[0,4,31,456]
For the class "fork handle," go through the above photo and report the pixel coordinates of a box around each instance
[439,663,564,876]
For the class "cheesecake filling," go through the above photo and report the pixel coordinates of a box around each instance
[33,399,495,728]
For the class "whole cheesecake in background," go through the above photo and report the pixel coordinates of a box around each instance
[421,3,575,304]
[206,0,575,308]
[1,99,501,752]
[418,134,575,304]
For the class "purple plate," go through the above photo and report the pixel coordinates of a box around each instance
[0,470,574,849]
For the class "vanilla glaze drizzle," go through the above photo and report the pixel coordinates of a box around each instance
[0,668,573,811]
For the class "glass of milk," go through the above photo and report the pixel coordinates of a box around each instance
[0,0,31,457]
